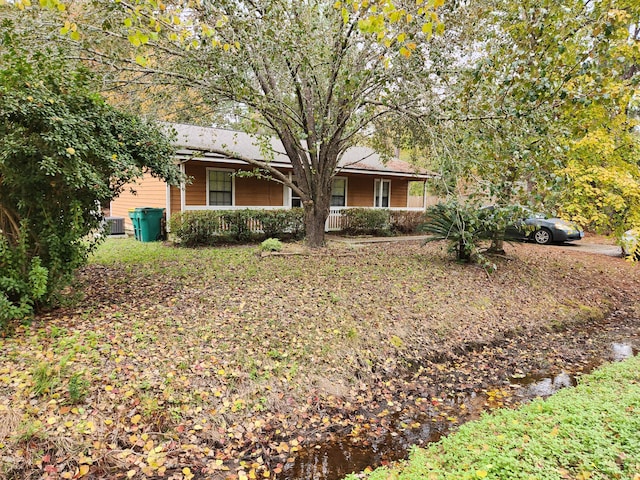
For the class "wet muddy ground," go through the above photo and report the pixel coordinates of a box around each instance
[280,307,639,480]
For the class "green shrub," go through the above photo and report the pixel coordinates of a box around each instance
[0,225,49,329]
[420,201,489,262]
[170,209,305,246]
[0,37,181,324]
[341,208,391,235]
[260,238,283,252]
[220,210,257,243]
[258,209,305,239]
[67,372,90,404]
[169,211,225,246]
[390,210,426,234]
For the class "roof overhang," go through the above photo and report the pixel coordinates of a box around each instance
[175,150,435,181]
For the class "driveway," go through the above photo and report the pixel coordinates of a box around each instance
[329,234,624,257]
[547,241,622,257]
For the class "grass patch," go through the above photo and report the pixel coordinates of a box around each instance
[353,355,640,480]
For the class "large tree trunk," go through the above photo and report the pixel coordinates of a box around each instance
[303,198,330,248]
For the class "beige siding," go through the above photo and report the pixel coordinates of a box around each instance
[184,162,208,206]
[169,186,181,217]
[390,180,408,208]
[110,173,167,230]
[236,176,284,206]
[347,175,374,207]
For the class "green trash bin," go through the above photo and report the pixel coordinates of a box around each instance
[128,209,142,241]
[131,207,165,242]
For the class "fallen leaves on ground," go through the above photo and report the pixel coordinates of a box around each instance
[0,240,639,479]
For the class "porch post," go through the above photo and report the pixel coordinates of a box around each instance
[165,184,172,232]
[180,163,186,213]
[423,180,427,211]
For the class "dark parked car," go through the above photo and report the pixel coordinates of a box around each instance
[506,213,584,245]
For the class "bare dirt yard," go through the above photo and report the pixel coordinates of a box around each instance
[1,238,639,479]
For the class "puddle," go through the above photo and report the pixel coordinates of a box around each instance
[611,342,637,361]
[282,420,443,480]
[279,341,638,480]
[511,371,577,397]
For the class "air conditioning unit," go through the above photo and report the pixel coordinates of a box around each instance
[105,216,125,235]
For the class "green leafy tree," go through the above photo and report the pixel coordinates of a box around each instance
[0,29,182,322]
[390,0,639,241]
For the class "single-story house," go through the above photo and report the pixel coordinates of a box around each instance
[109,123,436,232]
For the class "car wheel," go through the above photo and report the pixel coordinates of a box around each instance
[532,228,552,245]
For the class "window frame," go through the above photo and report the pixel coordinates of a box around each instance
[206,167,235,207]
[374,179,391,208]
[331,177,348,207]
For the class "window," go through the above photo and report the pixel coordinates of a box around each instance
[290,182,302,207]
[208,169,233,206]
[291,194,302,208]
[331,178,347,207]
[374,179,390,208]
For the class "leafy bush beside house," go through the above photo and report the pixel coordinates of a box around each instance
[389,210,427,234]
[341,208,391,236]
[0,32,181,325]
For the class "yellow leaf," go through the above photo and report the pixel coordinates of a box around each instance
[131,414,141,425]
[182,467,194,480]
[70,31,80,41]
[476,470,488,479]
[127,470,136,479]
[79,465,90,477]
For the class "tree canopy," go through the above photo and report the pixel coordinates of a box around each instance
[401,0,640,235]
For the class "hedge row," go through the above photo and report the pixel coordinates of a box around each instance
[169,209,305,246]
[342,208,426,235]
[170,208,426,246]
